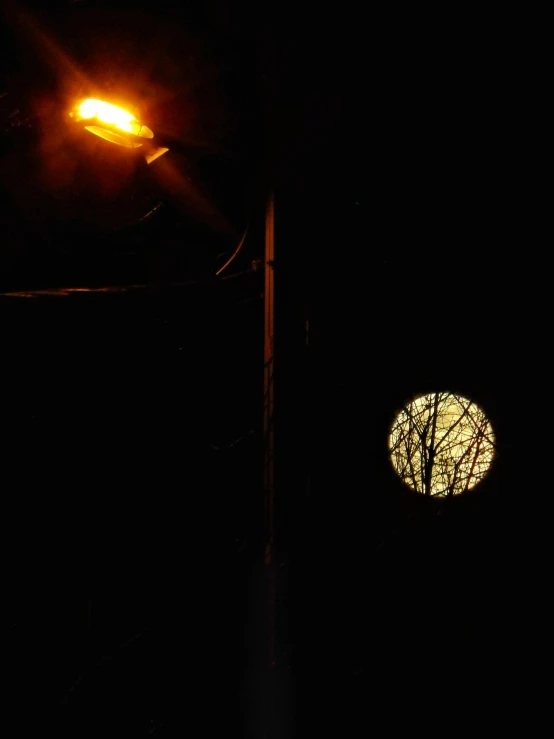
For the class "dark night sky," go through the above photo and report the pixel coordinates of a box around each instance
[269,10,546,737]
[1,2,548,737]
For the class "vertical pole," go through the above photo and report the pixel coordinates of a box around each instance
[264,192,276,672]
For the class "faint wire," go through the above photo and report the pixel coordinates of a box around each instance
[215,223,249,277]
[0,267,256,298]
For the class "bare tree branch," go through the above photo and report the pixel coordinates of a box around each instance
[389,392,495,497]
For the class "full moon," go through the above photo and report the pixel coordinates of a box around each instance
[389,392,495,497]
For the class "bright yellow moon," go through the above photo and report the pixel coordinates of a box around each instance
[389,392,495,497]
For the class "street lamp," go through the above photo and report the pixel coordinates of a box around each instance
[70,97,168,164]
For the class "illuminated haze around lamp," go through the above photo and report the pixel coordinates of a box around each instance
[388,392,495,497]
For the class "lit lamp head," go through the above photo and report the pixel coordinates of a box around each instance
[71,98,168,163]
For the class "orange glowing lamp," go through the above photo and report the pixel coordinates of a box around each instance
[71,98,168,163]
